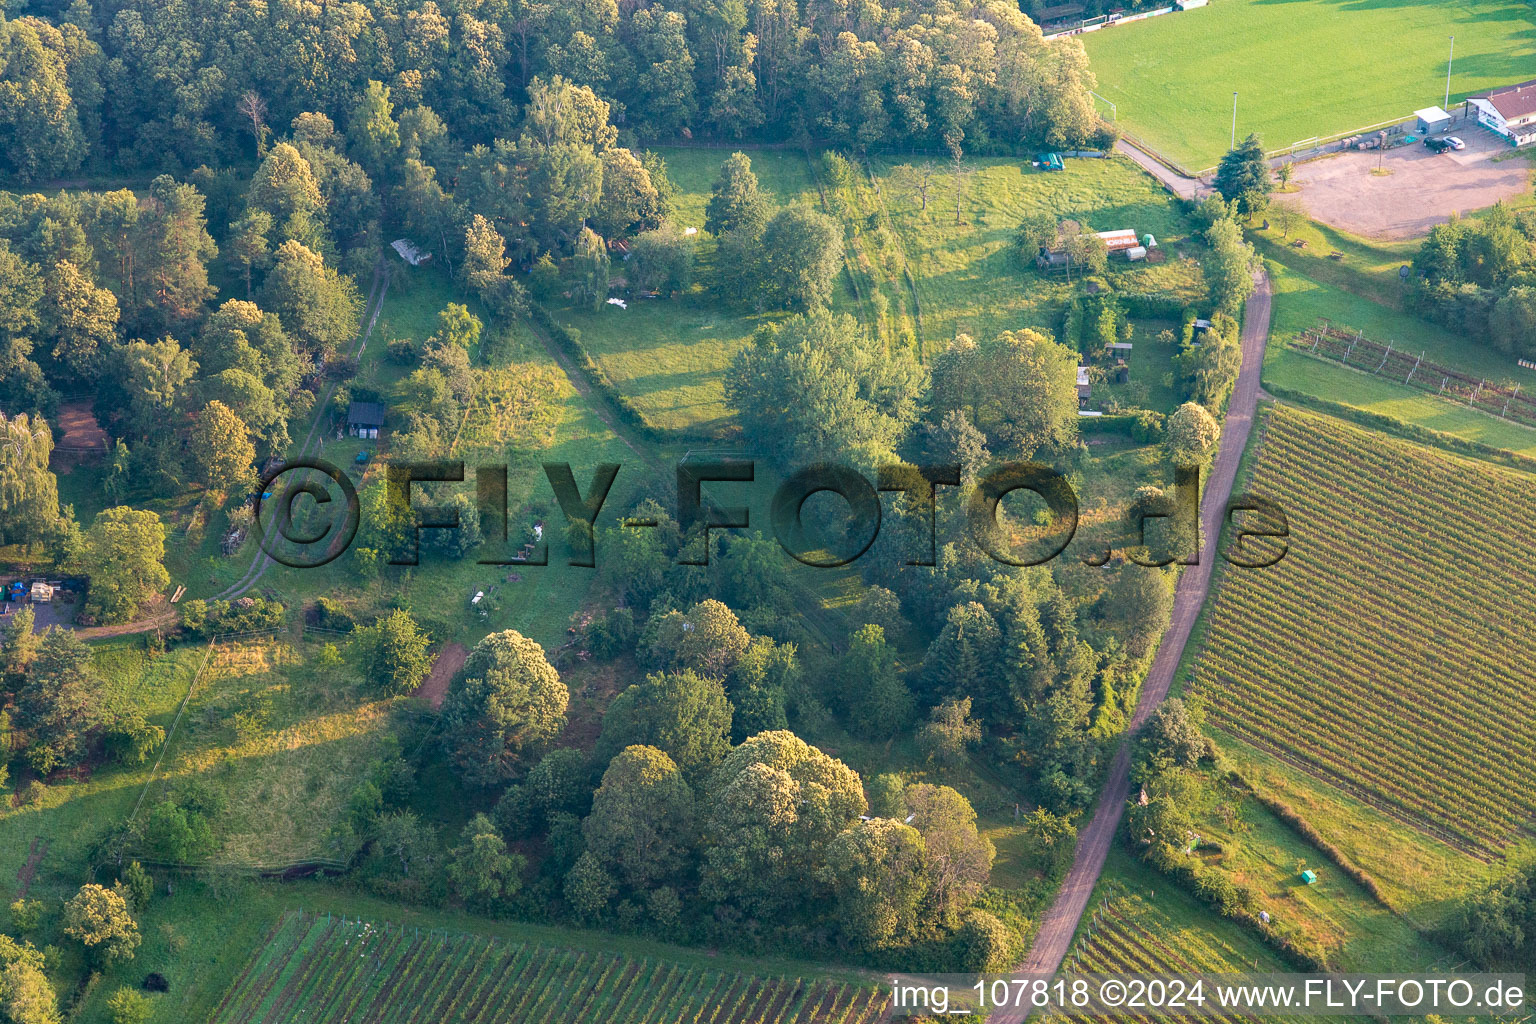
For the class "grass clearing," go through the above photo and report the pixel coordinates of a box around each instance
[137,639,402,867]
[1082,0,1536,170]
[1186,404,1536,856]
[869,155,1206,352]
[544,147,826,434]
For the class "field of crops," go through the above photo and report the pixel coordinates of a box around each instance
[212,912,890,1024]
[1060,890,1293,1024]
[1188,405,1536,855]
[1081,0,1536,170]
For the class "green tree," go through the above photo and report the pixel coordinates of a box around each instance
[593,147,659,238]
[16,625,99,771]
[118,862,152,912]
[700,731,866,917]
[918,697,982,767]
[226,210,272,298]
[1064,232,1108,276]
[1022,807,1077,870]
[922,602,1003,707]
[903,783,994,921]
[105,987,152,1024]
[627,226,694,295]
[584,745,695,891]
[0,413,60,548]
[643,599,751,679]
[135,176,218,333]
[351,610,432,697]
[447,813,525,908]
[430,303,482,350]
[79,507,168,624]
[563,850,617,921]
[139,800,213,861]
[0,933,59,1024]
[821,817,929,949]
[348,80,400,176]
[188,400,255,495]
[1214,133,1272,217]
[597,671,732,777]
[1015,212,1058,261]
[837,624,913,739]
[440,630,569,786]
[1204,216,1258,315]
[247,142,324,242]
[1,605,37,677]
[704,152,768,238]
[260,240,363,356]
[726,309,926,466]
[756,205,843,309]
[1164,402,1220,466]
[39,260,117,382]
[1490,285,1536,358]
[571,226,610,310]
[0,16,87,182]
[1138,697,1207,773]
[726,636,795,740]
[62,885,139,965]
[929,328,1078,457]
[460,215,524,318]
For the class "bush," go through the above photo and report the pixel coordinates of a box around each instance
[312,597,355,633]
[953,909,1014,972]
[385,338,418,366]
[107,986,153,1024]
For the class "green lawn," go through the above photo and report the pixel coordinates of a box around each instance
[869,155,1207,352]
[1082,0,1536,170]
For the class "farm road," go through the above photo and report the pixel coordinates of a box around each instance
[999,270,1272,1005]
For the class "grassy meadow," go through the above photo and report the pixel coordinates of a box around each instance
[1082,0,1536,170]
[544,150,1206,436]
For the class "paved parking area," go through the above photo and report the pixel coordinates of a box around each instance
[1292,127,1532,240]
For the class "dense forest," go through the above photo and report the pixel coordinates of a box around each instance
[1,0,1108,183]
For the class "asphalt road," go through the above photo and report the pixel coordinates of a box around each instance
[998,270,1273,1009]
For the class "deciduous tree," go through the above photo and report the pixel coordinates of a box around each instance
[79,506,169,624]
[440,630,568,786]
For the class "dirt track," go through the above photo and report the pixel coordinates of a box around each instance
[999,270,1272,1000]
[412,643,466,709]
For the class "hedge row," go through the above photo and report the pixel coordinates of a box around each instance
[526,302,725,446]
[1243,783,1392,908]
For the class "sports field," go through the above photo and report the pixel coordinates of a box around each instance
[1082,0,1536,170]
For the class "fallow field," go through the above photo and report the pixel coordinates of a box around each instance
[212,911,889,1024]
[1082,0,1536,170]
[1187,404,1536,855]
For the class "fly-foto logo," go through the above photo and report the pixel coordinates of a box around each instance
[253,459,1289,571]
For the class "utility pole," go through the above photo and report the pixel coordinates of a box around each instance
[1445,36,1455,110]
[1231,92,1238,149]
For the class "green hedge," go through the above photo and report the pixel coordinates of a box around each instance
[526,302,724,446]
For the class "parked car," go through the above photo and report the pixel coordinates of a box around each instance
[1425,137,1453,153]
[1445,136,1466,150]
